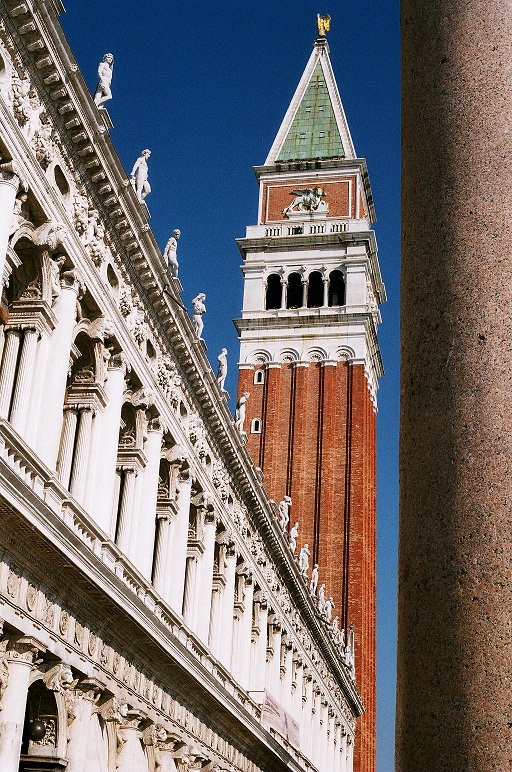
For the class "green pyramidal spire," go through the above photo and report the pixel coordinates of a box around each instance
[276,61,345,162]
[265,36,356,166]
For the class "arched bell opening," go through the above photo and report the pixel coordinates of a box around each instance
[265,273,282,310]
[286,272,302,308]
[328,269,345,307]
[307,271,324,308]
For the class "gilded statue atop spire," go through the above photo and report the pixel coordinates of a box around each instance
[317,14,331,37]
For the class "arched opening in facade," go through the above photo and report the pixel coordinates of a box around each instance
[254,369,265,385]
[307,271,324,307]
[265,273,282,310]
[328,270,345,307]
[286,272,302,308]
[21,679,59,762]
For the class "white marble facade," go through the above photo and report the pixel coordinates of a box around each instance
[0,3,360,772]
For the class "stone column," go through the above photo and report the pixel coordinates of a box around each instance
[217,544,236,668]
[0,637,43,772]
[281,279,287,310]
[0,328,21,419]
[182,555,198,625]
[398,3,512,770]
[208,577,223,655]
[131,420,163,580]
[235,573,254,689]
[167,470,192,614]
[152,511,173,596]
[301,278,308,307]
[301,673,313,758]
[56,407,79,487]
[9,326,38,435]
[195,510,216,643]
[0,171,22,285]
[90,356,127,534]
[115,468,137,554]
[291,654,303,723]
[280,638,293,712]
[323,276,329,307]
[65,679,104,772]
[266,617,282,693]
[36,276,80,469]
[69,407,94,505]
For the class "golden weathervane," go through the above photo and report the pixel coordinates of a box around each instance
[317,14,331,37]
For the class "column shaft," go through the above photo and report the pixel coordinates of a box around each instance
[0,176,20,285]
[9,327,38,435]
[0,639,40,772]
[69,408,94,505]
[115,469,137,554]
[195,515,216,643]
[217,551,236,668]
[131,426,162,580]
[167,474,191,614]
[398,2,512,769]
[152,513,172,596]
[56,408,78,487]
[0,329,21,419]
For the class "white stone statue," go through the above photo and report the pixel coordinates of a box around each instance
[283,187,328,217]
[130,149,151,202]
[289,521,299,553]
[324,596,335,623]
[94,53,114,108]
[278,495,292,530]
[317,583,326,614]
[10,190,29,236]
[298,543,310,575]
[309,563,319,595]
[164,229,181,277]
[216,348,228,392]
[191,293,206,338]
[235,391,250,434]
[50,254,66,302]
[25,91,45,144]
[83,208,99,246]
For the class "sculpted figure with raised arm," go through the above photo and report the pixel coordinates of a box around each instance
[94,53,114,108]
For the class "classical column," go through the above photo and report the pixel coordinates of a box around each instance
[0,637,43,772]
[217,544,236,668]
[36,276,80,469]
[9,326,38,435]
[69,407,94,505]
[152,512,173,596]
[301,278,308,307]
[182,555,198,625]
[235,572,253,689]
[115,468,137,554]
[167,470,192,614]
[265,617,282,694]
[291,654,303,724]
[208,577,223,655]
[280,637,293,712]
[0,328,21,419]
[398,2,512,770]
[281,279,288,309]
[301,672,313,757]
[195,510,216,643]
[90,355,127,534]
[65,679,104,772]
[56,407,79,487]
[250,593,268,694]
[323,276,329,307]
[0,169,22,285]
[131,420,163,580]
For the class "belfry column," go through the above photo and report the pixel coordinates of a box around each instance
[398,3,512,770]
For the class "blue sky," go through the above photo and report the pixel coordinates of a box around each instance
[61,3,400,769]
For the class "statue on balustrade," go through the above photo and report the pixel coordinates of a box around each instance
[216,348,228,392]
[309,563,319,595]
[278,495,292,530]
[164,229,181,277]
[191,293,206,338]
[289,521,299,553]
[235,391,250,434]
[298,543,310,575]
[130,149,151,202]
[94,53,114,108]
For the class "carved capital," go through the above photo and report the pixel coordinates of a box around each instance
[6,636,44,665]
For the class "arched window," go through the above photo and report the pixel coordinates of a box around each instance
[286,272,302,308]
[265,273,282,310]
[251,418,262,434]
[329,270,345,307]
[254,369,265,385]
[307,271,324,307]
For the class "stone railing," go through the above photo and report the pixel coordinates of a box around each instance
[245,219,369,239]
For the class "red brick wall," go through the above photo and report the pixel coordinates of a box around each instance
[260,176,357,223]
[237,361,376,772]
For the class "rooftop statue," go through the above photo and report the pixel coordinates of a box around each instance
[216,348,228,392]
[235,391,250,435]
[298,543,310,575]
[278,495,292,530]
[130,149,151,203]
[289,521,299,554]
[317,14,331,37]
[164,229,181,277]
[191,293,206,339]
[94,53,114,108]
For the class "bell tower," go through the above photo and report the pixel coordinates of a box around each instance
[234,25,385,772]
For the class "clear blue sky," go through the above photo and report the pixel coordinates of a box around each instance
[61,3,400,769]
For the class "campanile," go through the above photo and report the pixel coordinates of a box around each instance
[235,23,385,772]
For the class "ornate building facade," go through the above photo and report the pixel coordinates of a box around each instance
[0,3,364,772]
[235,33,385,772]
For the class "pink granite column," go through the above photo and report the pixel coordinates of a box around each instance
[398,2,512,770]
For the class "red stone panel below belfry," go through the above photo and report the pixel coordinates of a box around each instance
[237,362,376,772]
